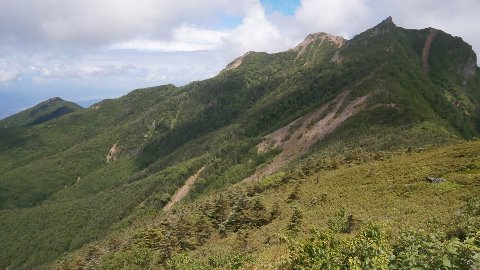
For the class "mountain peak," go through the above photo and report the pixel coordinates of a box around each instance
[46,97,64,104]
[358,16,397,39]
[0,97,82,127]
[293,32,345,52]
[381,16,395,26]
[373,16,396,29]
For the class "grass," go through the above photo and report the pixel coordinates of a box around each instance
[50,140,480,269]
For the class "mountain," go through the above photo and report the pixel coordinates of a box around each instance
[0,97,83,128]
[0,17,479,269]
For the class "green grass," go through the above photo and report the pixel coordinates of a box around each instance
[50,140,480,269]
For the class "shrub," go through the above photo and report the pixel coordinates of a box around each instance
[287,207,303,236]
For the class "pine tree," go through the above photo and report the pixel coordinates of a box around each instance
[287,207,303,236]
[208,195,229,228]
[247,197,269,227]
[194,214,212,245]
[224,194,248,232]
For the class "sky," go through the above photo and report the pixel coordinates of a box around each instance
[0,0,479,118]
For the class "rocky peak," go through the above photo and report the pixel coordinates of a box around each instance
[367,16,397,38]
[293,32,345,53]
[380,16,396,27]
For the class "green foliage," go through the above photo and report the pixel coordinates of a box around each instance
[449,197,480,240]
[287,207,303,236]
[51,140,480,269]
[165,252,254,270]
[327,207,358,233]
[284,224,480,270]
[2,18,480,269]
[100,246,155,270]
[390,230,480,269]
[283,224,391,270]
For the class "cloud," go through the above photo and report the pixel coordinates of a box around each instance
[295,0,369,37]
[0,70,19,84]
[146,73,170,82]
[109,26,230,52]
[225,1,294,53]
[0,0,252,47]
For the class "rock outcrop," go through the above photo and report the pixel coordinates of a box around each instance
[106,142,119,163]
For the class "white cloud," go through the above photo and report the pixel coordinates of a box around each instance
[110,26,230,52]
[295,0,369,37]
[0,0,251,46]
[0,70,19,84]
[146,73,170,82]
[225,1,293,53]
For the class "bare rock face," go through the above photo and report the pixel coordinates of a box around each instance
[223,51,254,71]
[330,50,344,64]
[293,32,345,56]
[106,142,119,163]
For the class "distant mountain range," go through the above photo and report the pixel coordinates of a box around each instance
[0,97,83,128]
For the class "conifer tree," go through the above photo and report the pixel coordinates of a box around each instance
[287,207,303,235]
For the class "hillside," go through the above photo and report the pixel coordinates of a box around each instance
[52,140,480,269]
[0,97,83,128]
[0,17,479,269]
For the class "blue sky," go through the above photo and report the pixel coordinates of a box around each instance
[261,0,300,15]
[0,0,479,118]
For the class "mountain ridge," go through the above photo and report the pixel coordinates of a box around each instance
[0,17,479,269]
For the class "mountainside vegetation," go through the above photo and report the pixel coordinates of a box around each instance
[0,17,479,269]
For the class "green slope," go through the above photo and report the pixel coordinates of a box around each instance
[0,97,83,128]
[0,17,479,269]
[51,140,480,269]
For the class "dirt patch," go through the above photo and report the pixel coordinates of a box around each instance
[106,141,119,163]
[293,33,345,63]
[163,166,206,211]
[245,91,370,182]
[330,50,344,64]
[223,52,253,72]
[421,29,438,73]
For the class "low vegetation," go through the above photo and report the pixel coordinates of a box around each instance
[0,18,479,269]
[50,140,480,269]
